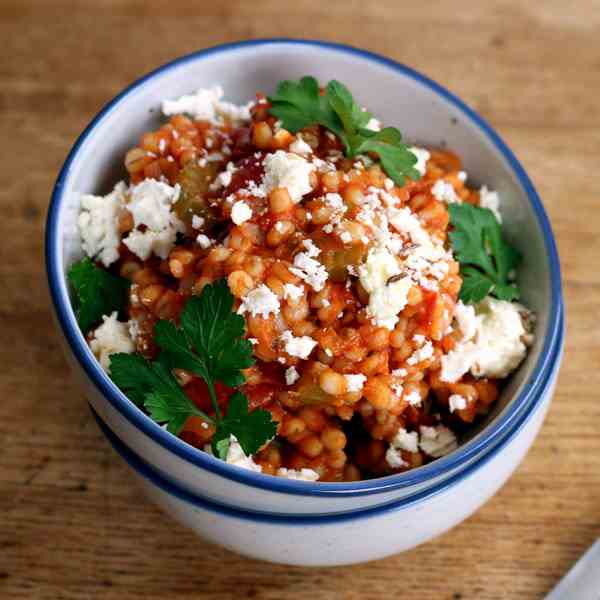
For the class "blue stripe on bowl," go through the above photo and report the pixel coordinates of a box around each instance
[93,309,563,522]
[46,39,563,497]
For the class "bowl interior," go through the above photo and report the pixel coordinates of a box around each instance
[49,40,560,461]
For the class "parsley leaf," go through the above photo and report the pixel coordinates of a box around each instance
[68,257,130,333]
[109,279,276,459]
[212,391,277,459]
[449,203,521,304]
[110,352,209,434]
[268,77,419,185]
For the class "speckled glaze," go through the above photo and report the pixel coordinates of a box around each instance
[46,40,563,520]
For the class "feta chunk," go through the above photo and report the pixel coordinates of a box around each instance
[263,150,315,202]
[238,284,280,318]
[344,374,367,393]
[285,366,300,386]
[431,179,461,204]
[391,428,419,453]
[161,85,253,124]
[89,312,134,372]
[288,136,313,156]
[365,117,382,132]
[280,330,318,359]
[282,283,304,302]
[231,200,252,225]
[78,181,127,267]
[441,297,532,382]
[276,467,319,481]
[409,146,430,176]
[289,241,329,292]
[385,446,408,469]
[479,185,502,223]
[449,394,467,413]
[419,425,458,458]
[123,179,185,260]
[223,436,262,472]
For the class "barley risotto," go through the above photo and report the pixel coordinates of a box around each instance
[70,77,535,482]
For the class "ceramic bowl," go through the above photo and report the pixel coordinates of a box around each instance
[46,40,563,517]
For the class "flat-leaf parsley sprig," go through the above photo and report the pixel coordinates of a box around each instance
[268,76,421,185]
[68,257,130,333]
[110,279,277,459]
[448,203,521,304]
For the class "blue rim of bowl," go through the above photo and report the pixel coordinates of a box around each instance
[93,312,563,523]
[45,38,563,497]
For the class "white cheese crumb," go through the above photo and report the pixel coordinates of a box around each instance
[365,117,382,132]
[224,436,262,472]
[263,150,315,202]
[344,374,367,393]
[231,200,252,225]
[458,171,467,182]
[449,394,467,413]
[385,446,408,469]
[441,297,531,382]
[384,178,394,191]
[431,179,461,204]
[123,179,184,260]
[280,330,318,359]
[191,215,205,229]
[276,467,319,481]
[392,428,419,453]
[479,185,502,223]
[419,425,458,458]
[409,146,431,176]
[285,366,300,385]
[282,283,304,302]
[161,85,254,125]
[404,390,422,406]
[406,340,434,365]
[238,284,280,318]
[78,181,127,267]
[340,231,352,244]
[89,312,134,372]
[288,136,313,156]
[358,245,411,329]
[196,234,213,249]
[248,338,258,345]
[289,242,329,292]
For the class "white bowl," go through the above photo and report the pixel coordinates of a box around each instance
[93,331,563,566]
[46,40,564,517]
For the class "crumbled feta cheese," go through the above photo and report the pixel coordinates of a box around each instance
[409,146,430,176]
[127,319,140,342]
[288,136,313,156]
[419,425,458,458]
[282,283,304,302]
[365,117,382,131]
[385,446,408,469]
[210,161,237,191]
[263,150,315,202]
[89,312,134,372]
[358,245,411,329]
[441,297,531,382]
[191,215,205,229]
[285,366,300,385]
[161,85,254,124]
[340,231,352,244]
[123,179,184,260]
[404,390,422,406]
[479,185,502,223]
[78,181,127,267]
[238,285,280,318]
[344,374,366,393]
[280,330,318,359]
[231,200,252,225]
[449,394,467,413]
[248,338,258,345]
[458,171,467,182]
[289,241,329,291]
[392,368,408,378]
[384,178,394,191]
[406,340,434,365]
[276,467,320,481]
[224,436,262,472]
[196,234,213,249]
[391,428,419,453]
[431,179,461,204]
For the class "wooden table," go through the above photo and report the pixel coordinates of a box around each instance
[2,1,599,598]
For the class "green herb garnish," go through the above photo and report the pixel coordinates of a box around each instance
[268,76,420,185]
[449,203,521,304]
[68,257,130,333]
[110,279,277,459]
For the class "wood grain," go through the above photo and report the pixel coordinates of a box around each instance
[1,1,599,598]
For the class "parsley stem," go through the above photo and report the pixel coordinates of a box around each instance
[205,376,222,421]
